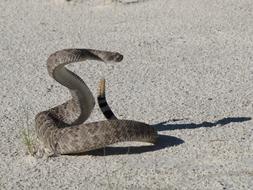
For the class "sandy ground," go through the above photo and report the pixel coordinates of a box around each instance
[0,0,252,189]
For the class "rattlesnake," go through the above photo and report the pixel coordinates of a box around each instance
[35,49,158,157]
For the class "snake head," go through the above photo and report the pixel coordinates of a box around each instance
[99,51,123,63]
[87,49,123,63]
[111,52,123,62]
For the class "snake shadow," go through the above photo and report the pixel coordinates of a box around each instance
[155,116,251,131]
[83,134,184,156]
[83,116,251,156]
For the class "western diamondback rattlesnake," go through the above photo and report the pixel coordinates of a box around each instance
[35,49,157,157]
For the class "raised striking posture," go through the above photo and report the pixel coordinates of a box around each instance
[35,49,158,157]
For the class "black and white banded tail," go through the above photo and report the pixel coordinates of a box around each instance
[97,79,117,120]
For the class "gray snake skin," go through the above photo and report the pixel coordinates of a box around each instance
[35,49,158,157]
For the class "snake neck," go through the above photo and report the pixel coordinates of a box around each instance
[49,66,95,126]
[44,48,123,126]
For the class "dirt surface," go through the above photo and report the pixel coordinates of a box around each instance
[0,0,252,189]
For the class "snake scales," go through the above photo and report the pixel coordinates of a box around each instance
[35,49,158,157]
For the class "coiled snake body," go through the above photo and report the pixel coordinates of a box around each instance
[35,49,157,157]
